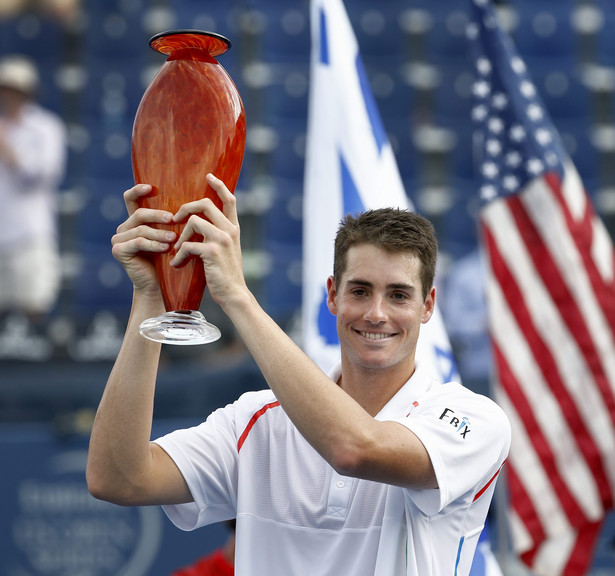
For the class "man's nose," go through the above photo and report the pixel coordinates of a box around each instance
[364,295,386,323]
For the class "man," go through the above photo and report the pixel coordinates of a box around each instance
[0,54,66,324]
[87,174,511,576]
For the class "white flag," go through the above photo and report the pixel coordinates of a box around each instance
[302,0,458,386]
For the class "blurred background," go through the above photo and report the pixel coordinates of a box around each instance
[1,0,614,574]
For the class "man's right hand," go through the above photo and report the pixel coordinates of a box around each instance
[111,183,176,296]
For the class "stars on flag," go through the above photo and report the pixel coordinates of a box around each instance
[469,6,566,203]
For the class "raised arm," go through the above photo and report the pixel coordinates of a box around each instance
[86,184,192,506]
[171,175,437,490]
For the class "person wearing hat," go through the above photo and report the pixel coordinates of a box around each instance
[0,55,67,333]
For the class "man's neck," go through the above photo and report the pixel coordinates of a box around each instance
[337,361,415,417]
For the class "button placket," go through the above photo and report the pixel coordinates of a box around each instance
[326,471,353,518]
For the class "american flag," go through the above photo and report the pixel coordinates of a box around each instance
[469,0,615,574]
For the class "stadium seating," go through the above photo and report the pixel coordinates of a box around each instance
[0,0,613,346]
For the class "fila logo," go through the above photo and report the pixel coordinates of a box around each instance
[439,408,471,439]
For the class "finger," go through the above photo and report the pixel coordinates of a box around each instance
[173,197,216,224]
[112,223,177,266]
[172,196,237,239]
[170,212,232,268]
[122,183,154,215]
[112,235,172,262]
[172,213,211,251]
[170,218,236,269]
[116,206,174,235]
[172,198,234,241]
[113,223,177,247]
[207,173,238,225]
[172,175,237,225]
[169,240,205,268]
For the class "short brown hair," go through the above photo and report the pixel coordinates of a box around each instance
[333,208,438,301]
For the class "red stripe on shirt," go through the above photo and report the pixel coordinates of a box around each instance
[473,462,505,502]
[237,401,280,452]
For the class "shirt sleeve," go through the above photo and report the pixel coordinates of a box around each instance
[396,383,511,516]
[153,405,240,531]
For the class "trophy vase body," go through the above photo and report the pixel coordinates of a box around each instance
[132,30,246,344]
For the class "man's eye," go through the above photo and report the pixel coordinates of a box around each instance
[392,292,407,301]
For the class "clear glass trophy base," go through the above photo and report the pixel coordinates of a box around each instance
[139,310,221,345]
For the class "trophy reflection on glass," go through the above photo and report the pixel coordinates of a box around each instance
[131,30,246,345]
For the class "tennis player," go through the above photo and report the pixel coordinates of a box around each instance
[87,174,510,576]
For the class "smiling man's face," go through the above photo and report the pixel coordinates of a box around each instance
[327,243,435,375]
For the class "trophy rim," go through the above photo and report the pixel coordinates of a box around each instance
[149,29,231,58]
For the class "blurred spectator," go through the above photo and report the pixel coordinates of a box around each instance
[172,520,236,576]
[0,0,23,19]
[0,0,81,24]
[0,55,67,331]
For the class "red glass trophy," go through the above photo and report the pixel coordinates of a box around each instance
[132,30,246,344]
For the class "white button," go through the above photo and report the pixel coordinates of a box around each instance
[336,481,345,488]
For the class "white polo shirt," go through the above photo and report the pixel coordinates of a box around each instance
[154,363,511,576]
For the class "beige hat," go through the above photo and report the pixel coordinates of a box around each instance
[0,55,39,95]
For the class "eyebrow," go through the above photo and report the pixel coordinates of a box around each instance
[346,278,416,293]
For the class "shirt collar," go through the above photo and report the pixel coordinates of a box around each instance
[327,361,438,420]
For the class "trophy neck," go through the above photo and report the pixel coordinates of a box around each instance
[149,30,231,60]
[166,47,218,63]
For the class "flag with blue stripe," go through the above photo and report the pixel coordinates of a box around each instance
[302,0,457,384]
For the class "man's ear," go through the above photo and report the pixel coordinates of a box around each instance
[421,286,436,324]
[326,276,337,315]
